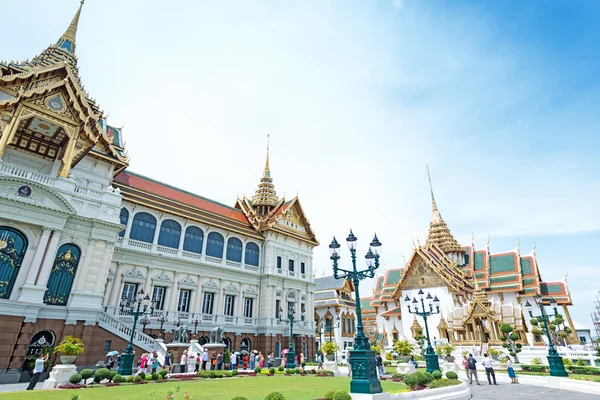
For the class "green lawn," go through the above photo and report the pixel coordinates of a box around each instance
[5,376,408,400]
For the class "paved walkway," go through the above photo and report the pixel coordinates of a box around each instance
[0,383,28,393]
[468,381,600,399]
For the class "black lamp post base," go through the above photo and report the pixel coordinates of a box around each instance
[286,349,296,369]
[547,354,568,377]
[350,349,383,394]
[117,348,135,376]
[424,354,440,373]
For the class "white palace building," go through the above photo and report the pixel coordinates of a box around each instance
[0,2,318,382]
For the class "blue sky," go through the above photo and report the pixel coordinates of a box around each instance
[4,1,599,331]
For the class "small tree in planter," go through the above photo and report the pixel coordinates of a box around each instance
[320,342,339,362]
[530,315,572,346]
[223,349,231,369]
[54,335,84,364]
[498,323,521,363]
[435,343,455,361]
[394,339,414,362]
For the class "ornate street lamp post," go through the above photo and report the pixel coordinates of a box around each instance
[525,295,568,377]
[279,303,305,368]
[316,321,324,355]
[157,313,168,338]
[405,289,440,373]
[117,290,155,375]
[329,231,383,395]
[140,316,151,334]
[192,317,200,335]
[324,314,341,362]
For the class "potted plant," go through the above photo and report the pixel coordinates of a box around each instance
[54,335,84,364]
[393,339,414,363]
[489,347,502,361]
[320,341,339,362]
[435,343,455,362]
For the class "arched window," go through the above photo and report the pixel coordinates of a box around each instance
[226,237,243,262]
[22,330,55,372]
[43,244,81,306]
[206,232,224,258]
[118,208,129,237]
[157,219,181,248]
[275,341,281,357]
[130,212,157,243]
[183,226,204,254]
[244,242,260,266]
[0,227,28,299]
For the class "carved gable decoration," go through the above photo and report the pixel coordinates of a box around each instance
[203,280,219,290]
[152,272,172,283]
[224,284,239,293]
[244,286,258,296]
[398,256,447,291]
[123,268,145,280]
[179,276,197,287]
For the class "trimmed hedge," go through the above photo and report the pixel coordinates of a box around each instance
[69,374,82,384]
[94,368,111,383]
[432,370,443,380]
[112,374,125,383]
[264,392,286,400]
[446,371,458,380]
[324,389,336,400]
[332,392,352,400]
[80,369,94,384]
[429,378,461,389]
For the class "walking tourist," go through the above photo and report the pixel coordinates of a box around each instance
[482,353,497,385]
[462,354,470,381]
[267,352,274,368]
[506,356,517,384]
[347,351,351,377]
[180,350,188,373]
[211,353,217,370]
[300,352,306,371]
[202,348,209,370]
[258,352,264,368]
[106,356,115,370]
[249,351,256,370]
[152,351,159,373]
[26,353,48,390]
[138,353,148,374]
[195,353,200,372]
[164,351,172,373]
[317,353,323,370]
[230,351,237,370]
[467,353,480,385]
[409,355,418,370]
[376,353,384,376]
[217,351,223,370]
[146,352,154,374]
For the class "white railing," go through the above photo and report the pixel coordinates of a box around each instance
[156,245,178,255]
[97,311,157,352]
[74,185,103,200]
[288,271,295,277]
[117,237,124,245]
[127,238,152,250]
[224,316,234,324]
[182,250,202,260]
[226,261,240,267]
[0,162,57,186]
[202,315,214,322]
[245,318,253,325]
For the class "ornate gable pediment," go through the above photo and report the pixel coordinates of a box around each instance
[397,254,447,291]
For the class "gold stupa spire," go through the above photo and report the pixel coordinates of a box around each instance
[251,135,279,208]
[56,0,85,54]
[425,166,464,254]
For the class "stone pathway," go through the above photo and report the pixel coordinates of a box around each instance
[468,381,600,399]
[0,383,28,393]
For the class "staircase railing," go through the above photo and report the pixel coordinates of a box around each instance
[97,311,156,352]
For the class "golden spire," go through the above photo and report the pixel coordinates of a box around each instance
[57,1,85,54]
[251,135,279,208]
[425,167,464,254]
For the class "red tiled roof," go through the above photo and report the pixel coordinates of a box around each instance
[114,171,249,224]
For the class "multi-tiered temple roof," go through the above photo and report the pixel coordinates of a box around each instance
[0,1,128,177]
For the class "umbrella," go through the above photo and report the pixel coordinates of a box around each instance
[106,350,120,357]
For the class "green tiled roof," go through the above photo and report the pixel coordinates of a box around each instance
[490,275,518,283]
[521,258,533,275]
[361,299,375,311]
[475,273,485,279]
[474,252,485,271]
[541,283,563,295]
[385,269,402,286]
[490,254,516,274]
[377,278,384,291]
[523,278,534,285]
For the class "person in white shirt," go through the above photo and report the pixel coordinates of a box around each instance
[202,348,209,370]
[482,353,497,385]
[230,352,237,370]
[26,353,48,390]
[180,350,188,373]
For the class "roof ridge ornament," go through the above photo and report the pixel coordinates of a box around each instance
[251,134,279,209]
[57,0,85,54]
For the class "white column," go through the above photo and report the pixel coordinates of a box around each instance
[94,244,114,293]
[23,228,52,285]
[108,262,124,306]
[193,283,203,315]
[72,239,97,291]
[35,230,62,287]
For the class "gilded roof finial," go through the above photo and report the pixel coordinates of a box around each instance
[57,0,85,54]
[251,134,278,208]
[425,167,464,254]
